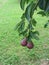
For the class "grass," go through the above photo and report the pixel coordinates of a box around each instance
[0,0,49,65]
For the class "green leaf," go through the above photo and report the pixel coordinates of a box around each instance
[15,21,22,30]
[20,0,26,10]
[28,22,34,30]
[37,11,46,16]
[15,19,25,32]
[18,21,25,32]
[32,19,37,26]
[19,29,28,36]
[45,0,49,10]
[25,1,36,21]
[45,2,49,13]
[33,31,39,35]
[26,0,30,4]
[44,20,49,28]
[29,31,39,40]
[21,13,25,19]
[39,0,46,10]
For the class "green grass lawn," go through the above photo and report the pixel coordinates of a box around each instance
[0,0,49,65]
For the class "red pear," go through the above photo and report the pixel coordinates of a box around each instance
[27,42,34,49]
[21,38,27,46]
